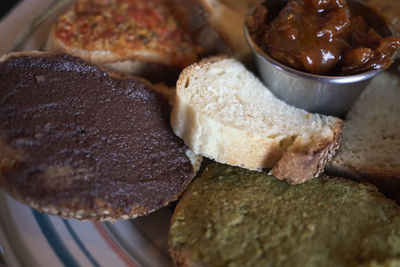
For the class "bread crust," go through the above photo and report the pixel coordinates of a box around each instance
[0,51,201,221]
[46,26,190,68]
[169,245,205,267]
[326,161,400,197]
[46,26,186,84]
[272,120,344,184]
[0,143,201,222]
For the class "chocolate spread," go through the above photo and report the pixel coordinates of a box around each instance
[0,53,194,216]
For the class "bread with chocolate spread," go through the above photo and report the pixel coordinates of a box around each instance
[171,56,343,184]
[0,51,201,221]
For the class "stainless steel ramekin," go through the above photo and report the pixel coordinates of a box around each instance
[244,0,396,117]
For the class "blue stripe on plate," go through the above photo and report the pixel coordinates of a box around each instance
[62,219,101,267]
[0,244,4,264]
[0,253,5,265]
[32,210,79,267]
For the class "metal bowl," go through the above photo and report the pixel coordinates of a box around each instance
[244,0,395,117]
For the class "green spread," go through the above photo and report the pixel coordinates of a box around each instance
[169,163,400,267]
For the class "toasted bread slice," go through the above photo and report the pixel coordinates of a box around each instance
[0,51,201,221]
[45,0,199,81]
[169,163,400,266]
[326,69,400,197]
[171,56,343,184]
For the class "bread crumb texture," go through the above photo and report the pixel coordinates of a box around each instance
[333,71,400,177]
[169,163,400,267]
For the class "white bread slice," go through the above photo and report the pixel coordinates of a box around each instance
[326,70,400,196]
[171,56,344,184]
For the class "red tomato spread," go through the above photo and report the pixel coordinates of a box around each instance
[55,0,198,68]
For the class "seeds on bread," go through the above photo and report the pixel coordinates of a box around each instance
[171,56,343,184]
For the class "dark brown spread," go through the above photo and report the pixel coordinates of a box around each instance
[0,53,194,217]
[246,0,400,75]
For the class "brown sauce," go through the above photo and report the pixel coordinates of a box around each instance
[247,0,400,75]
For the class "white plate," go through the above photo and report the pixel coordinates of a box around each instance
[2,1,399,267]
[0,1,174,266]
[0,190,174,267]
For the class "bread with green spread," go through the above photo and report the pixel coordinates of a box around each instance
[171,56,343,184]
[169,163,400,267]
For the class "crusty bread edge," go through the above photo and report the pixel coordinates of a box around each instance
[272,119,344,184]
[326,161,400,197]
[168,164,212,267]
[0,51,202,221]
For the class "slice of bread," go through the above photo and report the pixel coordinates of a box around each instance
[169,163,400,267]
[0,51,201,221]
[45,0,199,82]
[204,0,262,53]
[170,0,260,59]
[171,56,343,184]
[195,0,258,57]
[326,69,400,197]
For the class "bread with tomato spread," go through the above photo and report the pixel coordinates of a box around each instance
[0,51,201,221]
[171,56,344,184]
[326,70,400,198]
[46,0,199,82]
